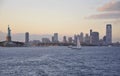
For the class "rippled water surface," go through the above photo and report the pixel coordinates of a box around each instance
[0,46,120,76]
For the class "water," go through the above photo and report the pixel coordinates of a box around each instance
[0,46,120,76]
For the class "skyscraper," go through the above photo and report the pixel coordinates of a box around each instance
[102,36,106,45]
[80,32,84,43]
[52,36,54,43]
[25,32,29,43]
[74,34,77,44]
[91,32,99,45]
[53,33,59,43]
[68,37,73,43]
[106,24,112,45]
[85,33,90,44]
[90,29,92,44]
[90,29,92,36]
[63,36,67,43]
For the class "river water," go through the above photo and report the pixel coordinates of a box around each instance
[0,46,120,76]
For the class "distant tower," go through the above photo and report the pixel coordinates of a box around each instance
[80,32,84,43]
[85,33,90,44]
[90,29,92,44]
[25,32,29,43]
[53,33,58,43]
[63,36,67,43]
[52,36,54,43]
[103,36,106,45]
[90,29,92,36]
[74,34,77,44]
[6,25,11,42]
[106,24,112,45]
[91,32,99,45]
[68,37,72,43]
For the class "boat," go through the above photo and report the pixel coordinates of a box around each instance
[69,36,81,50]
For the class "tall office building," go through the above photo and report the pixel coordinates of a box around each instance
[25,32,29,43]
[106,24,112,45]
[68,37,72,43]
[74,34,77,44]
[52,36,54,43]
[103,36,106,45]
[90,29,93,44]
[91,32,99,45]
[80,32,84,43]
[90,29,92,36]
[53,33,59,43]
[85,33,90,44]
[52,36,54,42]
[63,36,67,43]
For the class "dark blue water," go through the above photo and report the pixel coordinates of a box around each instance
[0,46,120,76]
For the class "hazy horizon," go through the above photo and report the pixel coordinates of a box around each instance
[0,31,120,42]
[0,0,120,42]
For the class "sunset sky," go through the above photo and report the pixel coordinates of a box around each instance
[0,0,120,42]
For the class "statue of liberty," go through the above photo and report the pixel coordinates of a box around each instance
[6,25,11,41]
[8,25,11,37]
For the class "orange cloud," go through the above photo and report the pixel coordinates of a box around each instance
[98,1,120,12]
[87,0,120,19]
[87,12,120,19]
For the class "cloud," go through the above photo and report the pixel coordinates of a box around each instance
[87,12,120,19]
[87,0,120,19]
[98,1,120,12]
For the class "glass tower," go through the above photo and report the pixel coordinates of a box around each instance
[106,24,112,45]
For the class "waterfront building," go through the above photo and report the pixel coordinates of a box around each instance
[53,33,59,43]
[74,34,77,44]
[42,38,50,43]
[80,32,84,43]
[90,29,92,36]
[63,36,67,43]
[106,24,112,45]
[90,29,92,44]
[29,40,40,46]
[52,36,54,43]
[85,33,90,44]
[91,32,99,45]
[103,36,106,45]
[68,37,73,43]
[99,39,104,46]
[25,32,29,43]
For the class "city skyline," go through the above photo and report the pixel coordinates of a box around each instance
[0,0,120,42]
[0,24,119,42]
[0,25,115,46]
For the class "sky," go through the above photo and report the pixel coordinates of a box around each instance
[0,0,120,42]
